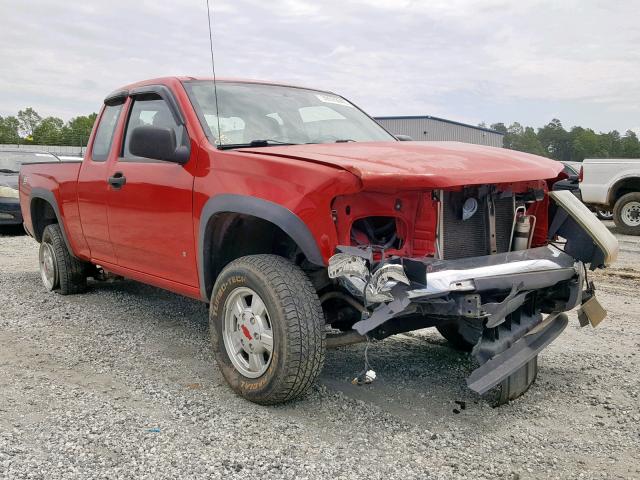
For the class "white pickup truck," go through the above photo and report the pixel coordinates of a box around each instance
[580,158,640,235]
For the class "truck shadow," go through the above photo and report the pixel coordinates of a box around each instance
[319,332,483,423]
[0,225,27,237]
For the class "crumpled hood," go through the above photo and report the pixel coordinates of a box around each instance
[238,141,563,190]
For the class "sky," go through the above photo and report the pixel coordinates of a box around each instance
[0,0,639,134]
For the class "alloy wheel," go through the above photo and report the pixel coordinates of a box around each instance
[39,241,57,290]
[222,287,274,378]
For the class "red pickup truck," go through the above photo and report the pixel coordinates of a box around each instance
[19,77,618,405]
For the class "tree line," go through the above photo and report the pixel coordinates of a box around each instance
[484,119,640,162]
[0,107,97,147]
[2,107,639,162]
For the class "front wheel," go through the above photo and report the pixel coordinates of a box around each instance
[613,192,640,235]
[436,315,539,405]
[209,255,325,405]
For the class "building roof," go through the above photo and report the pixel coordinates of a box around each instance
[374,115,504,135]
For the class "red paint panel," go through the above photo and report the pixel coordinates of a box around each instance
[106,160,198,287]
[238,141,564,190]
[332,191,438,258]
[20,77,565,300]
[77,100,130,263]
[20,161,90,259]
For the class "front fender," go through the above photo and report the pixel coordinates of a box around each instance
[197,194,324,300]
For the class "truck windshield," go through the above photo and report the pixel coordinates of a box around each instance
[182,81,395,148]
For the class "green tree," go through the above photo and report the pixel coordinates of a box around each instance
[568,127,605,161]
[33,116,64,145]
[0,116,21,143]
[17,107,42,139]
[621,130,640,158]
[509,123,547,156]
[489,122,508,135]
[537,119,571,161]
[61,113,97,146]
[597,130,624,158]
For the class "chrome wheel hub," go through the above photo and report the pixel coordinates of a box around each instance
[597,209,613,219]
[39,242,57,291]
[222,287,273,378]
[621,201,640,227]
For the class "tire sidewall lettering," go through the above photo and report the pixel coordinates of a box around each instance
[210,269,282,397]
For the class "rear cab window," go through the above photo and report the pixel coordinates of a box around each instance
[91,102,124,161]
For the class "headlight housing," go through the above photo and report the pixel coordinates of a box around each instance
[0,186,19,199]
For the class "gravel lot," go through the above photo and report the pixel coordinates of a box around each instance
[1,224,639,479]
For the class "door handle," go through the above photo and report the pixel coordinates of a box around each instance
[108,172,126,189]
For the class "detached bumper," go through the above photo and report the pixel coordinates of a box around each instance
[327,191,619,397]
[328,190,619,333]
[329,246,584,395]
[329,245,583,334]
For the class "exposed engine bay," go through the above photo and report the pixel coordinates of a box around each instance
[325,187,618,402]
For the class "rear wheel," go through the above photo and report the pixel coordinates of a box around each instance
[436,315,539,405]
[613,192,640,235]
[209,254,325,405]
[39,224,88,294]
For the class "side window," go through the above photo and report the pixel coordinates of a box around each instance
[91,103,124,161]
[122,95,185,159]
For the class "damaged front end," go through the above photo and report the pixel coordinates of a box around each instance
[327,189,619,401]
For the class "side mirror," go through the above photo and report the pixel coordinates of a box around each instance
[129,125,190,164]
[395,134,413,141]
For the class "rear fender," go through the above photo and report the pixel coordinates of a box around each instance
[29,187,75,255]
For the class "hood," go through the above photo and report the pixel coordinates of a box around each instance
[238,141,562,190]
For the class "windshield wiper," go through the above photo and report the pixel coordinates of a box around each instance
[335,139,356,143]
[217,139,300,150]
[248,139,299,146]
[0,168,19,174]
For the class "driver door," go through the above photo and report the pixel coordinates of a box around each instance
[106,92,199,287]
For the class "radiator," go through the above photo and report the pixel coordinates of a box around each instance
[441,190,515,260]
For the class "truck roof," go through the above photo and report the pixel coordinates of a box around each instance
[107,76,335,102]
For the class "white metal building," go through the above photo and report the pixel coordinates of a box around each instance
[375,115,504,147]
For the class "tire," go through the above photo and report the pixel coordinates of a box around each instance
[39,224,88,295]
[436,318,482,352]
[491,356,538,405]
[209,254,325,405]
[613,192,640,235]
[437,315,539,406]
[596,209,613,220]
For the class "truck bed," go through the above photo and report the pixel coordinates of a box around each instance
[19,160,85,254]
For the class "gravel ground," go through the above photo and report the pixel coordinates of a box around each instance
[1,223,639,480]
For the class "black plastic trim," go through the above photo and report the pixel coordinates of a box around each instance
[29,187,75,256]
[197,194,324,300]
[129,85,186,126]
[21,160,80,165]
[467,313,568,394]
[104,89,129,106]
